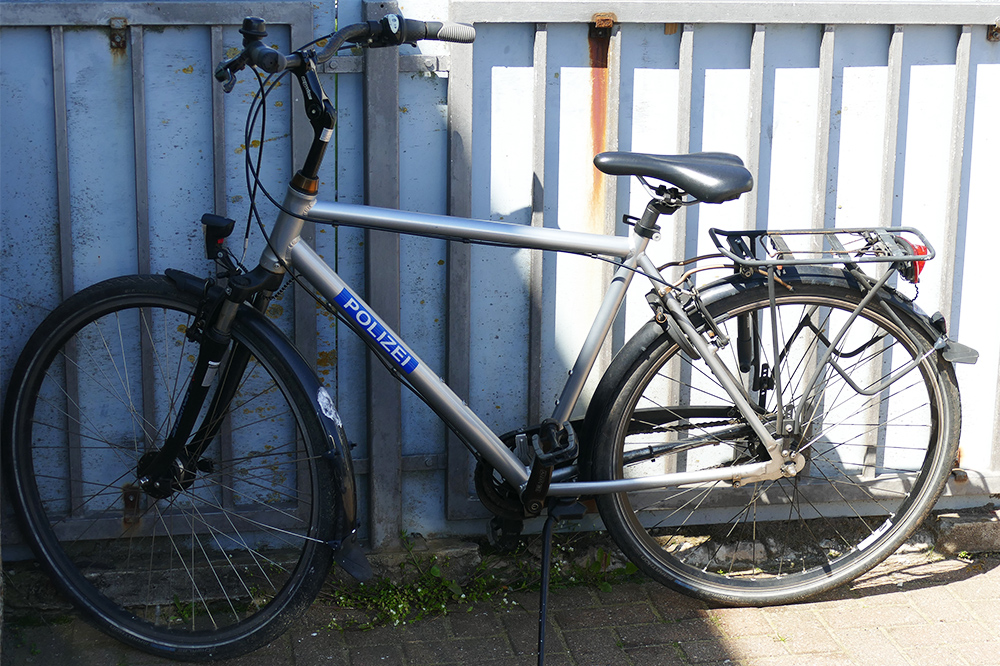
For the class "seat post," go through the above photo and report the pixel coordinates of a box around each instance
[634,198,678,240]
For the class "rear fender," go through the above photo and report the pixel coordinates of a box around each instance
[693,266,977,365]
[581,265,977,466]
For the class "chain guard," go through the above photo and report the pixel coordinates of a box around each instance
[474,431,532,520]
[474,459,526,520]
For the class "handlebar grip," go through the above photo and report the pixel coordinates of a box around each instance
[246,41,287,73]
[403,19,475,44]
[428,21,476,43]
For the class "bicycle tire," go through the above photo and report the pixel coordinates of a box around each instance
[591,280,960,605]
[3,274,336,660]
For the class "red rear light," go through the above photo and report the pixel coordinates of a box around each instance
[894,236,928,284]
[911,243,928,283]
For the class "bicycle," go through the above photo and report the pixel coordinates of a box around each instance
[1,13,981,663]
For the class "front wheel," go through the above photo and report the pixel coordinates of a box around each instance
[591,282,960,605]
[3,275,336,660]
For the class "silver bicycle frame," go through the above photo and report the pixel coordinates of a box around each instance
[262,184,783,497]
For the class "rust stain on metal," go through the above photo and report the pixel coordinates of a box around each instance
[588,21,612,227]
[664,23,680,36]
[988,21,1000,42]
[951,450,969,483]
[122,483,141,526]
[592,12,616,29]
[109,17,128,61]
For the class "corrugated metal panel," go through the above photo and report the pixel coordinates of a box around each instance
[449,9,1000,516]
[0,1,321,550]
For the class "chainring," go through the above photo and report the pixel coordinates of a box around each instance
[473,432,529,520]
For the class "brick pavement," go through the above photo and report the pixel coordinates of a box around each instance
[3,549,999,666]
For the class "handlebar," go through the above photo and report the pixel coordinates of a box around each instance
[215,14,475,90]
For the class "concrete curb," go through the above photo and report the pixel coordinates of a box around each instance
[934,505,1000,555]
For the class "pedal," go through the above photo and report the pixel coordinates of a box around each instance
[487,516,523,552]
[532,420,578,466]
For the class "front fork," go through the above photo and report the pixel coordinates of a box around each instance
[136,267,281,497]
[142,52,335,490]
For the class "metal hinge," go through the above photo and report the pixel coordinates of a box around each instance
[109,17,128,53]
[589,12,616,39]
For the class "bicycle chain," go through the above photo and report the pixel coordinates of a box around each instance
[646,418,744,433]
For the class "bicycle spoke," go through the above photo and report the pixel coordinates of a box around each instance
[6,277,335,656]
[597,283,954,603]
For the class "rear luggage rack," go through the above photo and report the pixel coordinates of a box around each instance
[709,227,934,269]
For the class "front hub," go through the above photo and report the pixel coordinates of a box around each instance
[137,450,198,499]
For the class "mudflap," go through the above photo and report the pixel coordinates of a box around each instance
[314,385,373,583]
[333,539,373,582]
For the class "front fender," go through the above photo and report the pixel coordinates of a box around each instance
[166,269,371,581]
[236,308,372,581]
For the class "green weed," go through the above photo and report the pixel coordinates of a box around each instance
[321,532,642,630]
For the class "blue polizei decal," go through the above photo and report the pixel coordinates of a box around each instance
[334,289,419,374]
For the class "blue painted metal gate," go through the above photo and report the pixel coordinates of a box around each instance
[3,0,999,553]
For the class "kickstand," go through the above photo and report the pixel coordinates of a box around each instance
[537,499,586,666]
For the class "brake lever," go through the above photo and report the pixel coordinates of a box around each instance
[214,52,249,93]
[218,68,237,93]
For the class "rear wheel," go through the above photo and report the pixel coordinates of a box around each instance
[592,282,960,605]
[3,275,335,660]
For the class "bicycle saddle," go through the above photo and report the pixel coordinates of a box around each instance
[594,151,753,204]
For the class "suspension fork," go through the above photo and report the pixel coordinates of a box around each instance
[137,267,281,496]
[181,289,273,464]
